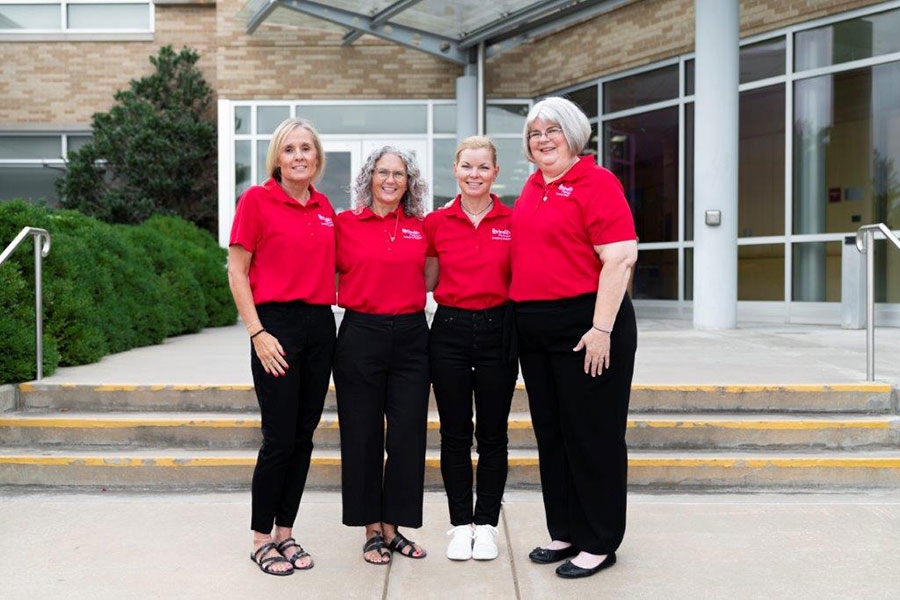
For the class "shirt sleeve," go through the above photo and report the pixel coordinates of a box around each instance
[583,168,637,246]
[229,187,262,252]
[423,212,439,258]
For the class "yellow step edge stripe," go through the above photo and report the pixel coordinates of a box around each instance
[3,456,900,469]
[18,383,892,394]
[0,418,891,431]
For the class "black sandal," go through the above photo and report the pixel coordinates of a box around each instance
[387,531,427,559]
[250,542,294,576]
[276,537,314,570]
[363,532,392,565]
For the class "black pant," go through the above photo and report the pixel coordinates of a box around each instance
[430,304,518,527]
[250,301,336,534]
[515,293,636,555]
[333,310,430,527]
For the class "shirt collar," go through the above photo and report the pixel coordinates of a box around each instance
[529,155,594,188]
[264,178,322,207]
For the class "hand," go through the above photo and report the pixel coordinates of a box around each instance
[573,328,610,377]
[252,332,289,377]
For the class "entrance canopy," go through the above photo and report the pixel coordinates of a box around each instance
[242,0,635,64]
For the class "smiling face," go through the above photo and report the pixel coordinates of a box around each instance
[454,147,499,203]
[371,153,408,213]
[277,127,318,187]
[527,117,576,175]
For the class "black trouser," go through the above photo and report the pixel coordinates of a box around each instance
[515,293,636,555]
[250,301,336,534]
[430,304,518,527]
[333,309,430,528]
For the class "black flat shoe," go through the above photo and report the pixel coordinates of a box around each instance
[528,545,578,564]
[555,552,616,579]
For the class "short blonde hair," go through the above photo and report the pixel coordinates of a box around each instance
[454,135,498,166]
[522,97,591,163]
[265,117,326,183]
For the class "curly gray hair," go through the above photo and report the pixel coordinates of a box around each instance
[351,145,427,219]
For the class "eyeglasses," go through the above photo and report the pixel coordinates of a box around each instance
[374,168,408,181]
[527,126,565,142]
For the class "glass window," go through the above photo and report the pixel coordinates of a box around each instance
[486,104,528,135]
[0,4,60,29]
[632,249,678,300]
[67,3,149,30]
[872,240,900,303]
[67,135,91,154]
[739,244,784,300]
[432,139,457,208]
[739,85,785,237]
[684,247,693,300]
[792,241,841,302]
[0,136,61,160]
[585,122,598,161]
[298,104,427,134]
[604,65,678,113]
[234,106,251,135]
[235,141,251,199]
[740,37,786,83]
[258,106,290,135]
[795,8,900,71]
[685,59,694,96]
[433,104,456,134]
[604,107,679,243]
[685,103,694,241]
[316,151,353,212]
[493,138,529,207]
[565,85,598,119]
[256,140,269,184]
[793,63,900,236]
[0,166,64,203]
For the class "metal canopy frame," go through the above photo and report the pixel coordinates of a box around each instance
[246,0,634,65]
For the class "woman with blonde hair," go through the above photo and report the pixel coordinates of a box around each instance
[228,117,335,576]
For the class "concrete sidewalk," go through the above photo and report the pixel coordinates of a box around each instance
[33,318,900,385]
[1,489,899,599]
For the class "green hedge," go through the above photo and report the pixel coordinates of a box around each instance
[0,201,235,384]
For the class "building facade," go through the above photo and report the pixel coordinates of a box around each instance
[2,0,898,325]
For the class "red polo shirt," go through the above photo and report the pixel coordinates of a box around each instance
[510,156,636,302]
[336,207,427,314]
[424,194,512,310]
[229,178,336,305]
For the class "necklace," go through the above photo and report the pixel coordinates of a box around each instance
[461,199,493,224]
[387,209,401,242]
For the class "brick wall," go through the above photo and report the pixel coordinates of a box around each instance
[488,0,888,97]
[0,3,217,127]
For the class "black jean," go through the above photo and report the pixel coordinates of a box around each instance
[429,304,518,527]
[333,309,430,528]
[249,301,336,534]
[515,293,636,555]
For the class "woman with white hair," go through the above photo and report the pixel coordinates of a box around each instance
[334,145,430,565]
[511,97,638,579]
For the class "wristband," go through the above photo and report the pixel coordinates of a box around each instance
[250,328,267,340]
[592,325,612,335]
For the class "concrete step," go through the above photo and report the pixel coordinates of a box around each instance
[2,411,899,451]
[15,382,897,414]
[2,448,899,490]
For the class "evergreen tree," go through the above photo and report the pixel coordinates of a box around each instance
[57,46,217,233]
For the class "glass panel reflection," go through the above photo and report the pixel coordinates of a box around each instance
[565,86,598,119]
[431,139,456,209]
[0,166,63,204]
[298,105,427,134]
[792,241,840,302]
[0,5,60,30]
[493,138,530,207]
[0,136,61,160]
[316,151,352,212]
[433,104,456,134]
[234,106,251,134]
[235,141,251,200]
[793,63,900,235]
[486,104,529,135]
[739,244,784,300]
[68,4,149,29]
[604,65,678,113]
[739,85,785,237]
[740,37,786,83]
[632,249,678,300]
[604,107,679,243]
[257,140,269,185]
[258,106,290,135]
[795,8,900,71]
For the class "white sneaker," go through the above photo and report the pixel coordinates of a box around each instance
[446,524,474,560]
[472,524,499,560]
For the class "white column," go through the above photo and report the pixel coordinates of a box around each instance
[217,98,235,248]
[693,0,739,328]
[456,65,478,145]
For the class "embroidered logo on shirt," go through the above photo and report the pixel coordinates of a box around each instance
[491,228,511,242]
[318,214,334,227]
[557,185,574,198]
[401,228,423,240]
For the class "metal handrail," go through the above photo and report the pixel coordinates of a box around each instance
[0,227,52,380]
[855,223,900,382]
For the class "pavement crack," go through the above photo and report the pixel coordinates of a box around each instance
[501,506,522,600]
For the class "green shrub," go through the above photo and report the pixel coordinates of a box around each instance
[0,201,235,385]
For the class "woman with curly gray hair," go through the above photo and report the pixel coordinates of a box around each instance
[334,145,430,565]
